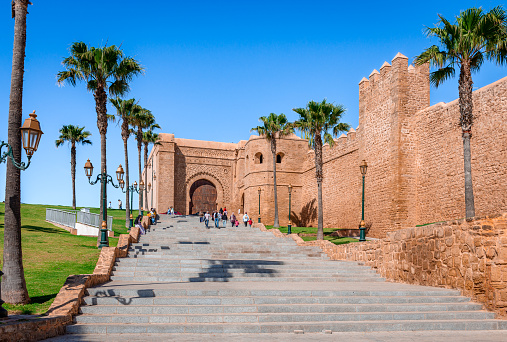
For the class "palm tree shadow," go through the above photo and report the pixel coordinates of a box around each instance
[290,198,317,227]
[30,293,57,304]
[23,225,67,234]
[189,259,281,282]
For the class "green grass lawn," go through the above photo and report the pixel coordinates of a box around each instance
[0,203,123,315]
[264,225,359,246]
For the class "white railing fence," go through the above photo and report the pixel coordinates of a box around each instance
[46,208,113,231]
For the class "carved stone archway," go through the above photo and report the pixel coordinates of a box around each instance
[189,179,217,214]
[185,172,224,215]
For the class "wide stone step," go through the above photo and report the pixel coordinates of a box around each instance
[66,319,507,334]
[82,295,472,306]
[109,272,380,279]
[111,266,377,274]
[78,303,483,315]
[74,310,495,324]
[115,259,352,266]
[85,288,462,298]
[108,275,385,282]
[125,254,329,260]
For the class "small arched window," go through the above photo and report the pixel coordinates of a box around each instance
[255,152,263,164]
[276,153,284,164]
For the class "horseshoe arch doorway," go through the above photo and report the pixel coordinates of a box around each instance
[189,179,217,214]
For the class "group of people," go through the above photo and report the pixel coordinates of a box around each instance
[147,208,157,225]
[201,208,253,229]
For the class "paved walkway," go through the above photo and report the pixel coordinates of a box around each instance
[46,330,507,341]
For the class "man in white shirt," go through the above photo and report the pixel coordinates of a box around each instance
[243,213,249,227]
[204,211,210,229]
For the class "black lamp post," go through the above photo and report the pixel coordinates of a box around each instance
[257,187,261,223]
[139,180,145,215]
[0,111,43,319]
[119,177,140,230]
[84,160,122,248]
[288,184,292,234]
[359,160,368,242]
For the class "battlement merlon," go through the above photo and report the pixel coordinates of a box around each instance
[358,52,431,130]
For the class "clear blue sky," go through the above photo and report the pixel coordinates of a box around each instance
[0,0,505,208]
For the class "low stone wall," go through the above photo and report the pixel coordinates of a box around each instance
[256,215,507,319]
[0,227,141,341]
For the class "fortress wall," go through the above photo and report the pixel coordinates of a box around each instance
[299,131,361,229]
[415,76,507,225]
[241,134,308,225]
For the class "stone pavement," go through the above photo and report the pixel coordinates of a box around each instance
[46,215,507,340]
[45,330,507,342]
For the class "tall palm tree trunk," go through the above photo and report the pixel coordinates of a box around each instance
[137,129,142,215]
[314,133,324,240]
[271,140,279,228]
[2,0,30,305]
[459,61,475,218]
[71,143,76,210]
[94,87,108,244]
[143,143,148,210]
[123,138,130,228]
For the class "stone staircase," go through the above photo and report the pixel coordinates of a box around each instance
[66,216,507,336]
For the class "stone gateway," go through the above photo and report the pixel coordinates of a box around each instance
[145,52,507,238]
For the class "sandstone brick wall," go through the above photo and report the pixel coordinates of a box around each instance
[299,131,361,230]
[331,214,507,318]
[256,215,507,319]
[414,77,507,226]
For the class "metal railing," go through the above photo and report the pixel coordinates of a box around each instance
[46,208,76,229]
[46,208,113,231]
[77,210,113,231]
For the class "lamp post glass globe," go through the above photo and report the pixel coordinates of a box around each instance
[116,164,124,182]
[84,159,93,179]
[133,181,137,190]
[119,179,125,190]
[360,160,368,176]
[20,110,43,157]
[139,180,144,191]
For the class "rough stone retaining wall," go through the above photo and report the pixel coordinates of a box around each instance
[0,227,140,342]
[255,214,507,319]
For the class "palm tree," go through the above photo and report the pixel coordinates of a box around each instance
[293,100,349,240]
[130,105,157,214]
[57,42,143,224]
[142,129,161,209]
[251,113,293,228]
[2,0,32,306]
[415,6,507,219]
[55,125,92,210]
[110,97,136,227]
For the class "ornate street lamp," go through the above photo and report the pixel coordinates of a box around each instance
[84,160,122,248]
[258,187,261,223]
[288,184,292,234]
[1,110,43,169]
[359,160,368,242]
[1,111,43,318]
